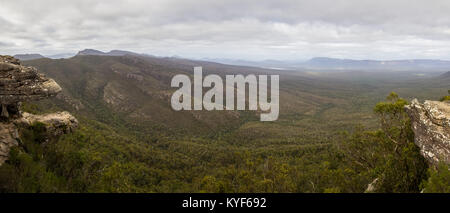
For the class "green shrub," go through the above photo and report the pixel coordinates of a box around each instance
[423,163,450,193]
[440,90,450,101]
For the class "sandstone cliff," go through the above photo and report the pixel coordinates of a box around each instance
[405,99,450,166]
[0,56,78,166]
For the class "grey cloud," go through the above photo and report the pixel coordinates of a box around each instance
[0,0,450,60]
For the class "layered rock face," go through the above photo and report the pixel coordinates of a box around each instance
[0,56,77,166]
[405,99,450,166]
[0,55,62,119]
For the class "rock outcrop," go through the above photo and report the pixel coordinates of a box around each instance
[0,55,62,119]
[15,112,78,137]
[0,123,20,165]
[0,56,77,166]
[405,99,450,166]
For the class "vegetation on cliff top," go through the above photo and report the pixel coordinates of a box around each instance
[0,55,448,192]
[0,93,440,193]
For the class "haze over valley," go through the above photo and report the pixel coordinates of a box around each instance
[1,0,449,193]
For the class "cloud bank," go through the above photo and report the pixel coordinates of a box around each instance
[1,0,450,60]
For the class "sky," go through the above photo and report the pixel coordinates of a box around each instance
[1,0,450,61]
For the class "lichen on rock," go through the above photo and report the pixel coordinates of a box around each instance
[0,55,78,166]
[405,99,450,167]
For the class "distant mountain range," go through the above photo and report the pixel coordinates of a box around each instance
[12,49,450,71]
[13,54,47,61]
[76,49,141,56]
[13,53,76,61]
[207,57,450,72]
[13,49,141,61]
[302,57,450,72]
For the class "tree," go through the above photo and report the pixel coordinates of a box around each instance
[339,92,428,192]
[423,163,450,193]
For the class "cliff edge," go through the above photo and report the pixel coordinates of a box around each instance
[405,99,450,166]
[0,56,78,166]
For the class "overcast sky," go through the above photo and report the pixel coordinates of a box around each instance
[1,0,450,60]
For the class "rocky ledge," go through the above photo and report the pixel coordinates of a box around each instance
[15,112,78,137]
[0,56,77,166]
[405,99,450,166]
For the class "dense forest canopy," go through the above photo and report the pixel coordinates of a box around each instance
[0,56,449,192]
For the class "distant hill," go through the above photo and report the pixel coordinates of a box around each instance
[76,49,140,56]
[76,49,106,55]
[439,71,450,79]
[47,53,75,59]
[13,53,75,60]
[13,53,46,61]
